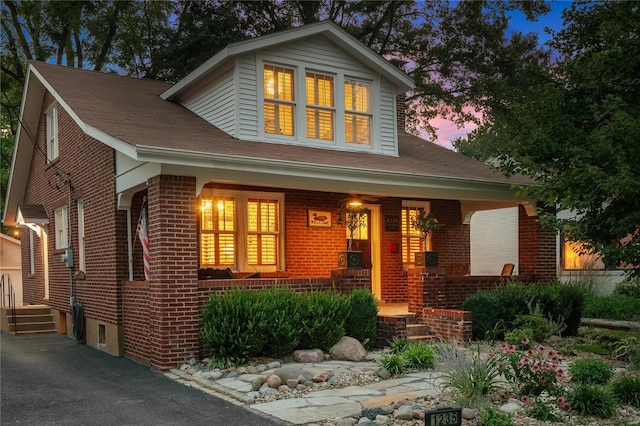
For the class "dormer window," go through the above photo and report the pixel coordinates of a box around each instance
[305,73,334,141]
[263,65,295,136]
[344,80,371,145]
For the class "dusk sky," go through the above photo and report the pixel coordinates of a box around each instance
[431,0,569,150]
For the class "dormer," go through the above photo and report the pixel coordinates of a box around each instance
[161,21,414,156]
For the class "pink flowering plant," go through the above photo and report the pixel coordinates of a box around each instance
[495,340,566,397]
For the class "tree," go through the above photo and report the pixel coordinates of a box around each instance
[455,1,640,274]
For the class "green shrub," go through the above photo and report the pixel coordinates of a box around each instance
[297,291,349,351]
[610,375,640,407]
[462,291,504,340]
[261,288,301,357]
[478,406,513,426]
[514,314,553,342]
[504,328,534,349]
[200,288,270,365]
[568,383,617,418]
[380,353,407,376]
[403,341,435,369]
[583,294,640,322]
[462,281,585,340]
[569,358,613,384]
[345,289,378,349]
[614,278,640,299]
[201,288,350,364]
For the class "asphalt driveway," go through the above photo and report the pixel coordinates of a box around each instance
[0,332,282,426]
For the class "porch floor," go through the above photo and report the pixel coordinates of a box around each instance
[378,303,409,316]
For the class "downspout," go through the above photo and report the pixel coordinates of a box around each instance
[127,208,133,280]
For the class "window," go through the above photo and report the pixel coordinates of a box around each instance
[264,65,295,136]
[305,73,334,141]
[344,79,371,145]
[77,199,85,272]
[46,104,59,162]
[200,197,236,266]
[247,198,279,265]
[200,190,283,271]
[54,206,68,249]
[401,202,430,265]
[563,240,605,270]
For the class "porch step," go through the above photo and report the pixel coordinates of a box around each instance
[5,306,56,335]
[408,334,440,343]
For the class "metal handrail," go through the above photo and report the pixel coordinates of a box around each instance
[1,274,17,334]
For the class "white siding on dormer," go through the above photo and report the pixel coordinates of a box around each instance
[181,35,400,156]
[379,79,398,156]
[183,70,236,136]
[237,55,259,140]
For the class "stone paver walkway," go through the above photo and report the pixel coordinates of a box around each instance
[167,360,445,425]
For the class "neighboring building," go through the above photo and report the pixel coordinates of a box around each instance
[0,233,23,307]
[2,22,556,369]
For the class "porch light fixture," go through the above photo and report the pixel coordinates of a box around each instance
[347,196,363,207]
[16,204,49,237]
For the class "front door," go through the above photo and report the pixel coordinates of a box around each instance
[348,205,381,299]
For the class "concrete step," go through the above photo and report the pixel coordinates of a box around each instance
[9,321,56,333]
[11,306,52,316]
[11,314,54,323]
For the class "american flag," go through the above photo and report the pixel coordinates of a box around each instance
[136,200,150,280]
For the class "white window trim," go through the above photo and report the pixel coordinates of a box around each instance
[77,199,86,272]
[257,55,380,152]
[204,189,285,272]
[46,103,59,162]
[54,206,69,250]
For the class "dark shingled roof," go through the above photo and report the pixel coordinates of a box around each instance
[31,61,531,185]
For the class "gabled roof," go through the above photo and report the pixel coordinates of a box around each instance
[3,60,532,226]
[161,20,414,100]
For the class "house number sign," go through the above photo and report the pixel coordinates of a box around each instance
[424,407,462,426]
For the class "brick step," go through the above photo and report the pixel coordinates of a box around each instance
[406,323,431,337]
[9,321,56,333]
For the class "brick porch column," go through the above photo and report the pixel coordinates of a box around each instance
[147,175,199,370]
[518,205,557,282]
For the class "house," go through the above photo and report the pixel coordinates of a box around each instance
[0,233,23,307]
[2,21,556,369]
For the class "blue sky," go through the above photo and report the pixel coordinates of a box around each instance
[432,1,570,149]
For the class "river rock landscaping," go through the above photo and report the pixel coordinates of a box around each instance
[174,329,640,426]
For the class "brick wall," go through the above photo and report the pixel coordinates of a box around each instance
[122,281,150,365]
[422,309,472,341]
[21,92,125,329]
[146,175,200,370]
[379,198,406,303]
[518,205,557,281]
[376,315,407,348]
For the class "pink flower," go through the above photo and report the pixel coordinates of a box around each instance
[501,343,508,350]
[536,344,545,352]
[532,363,541,372]
[539,376,547,383]
[517,361,524,369]
[527,349,534,356]
[557,396,566,405]
[521,357,531,365]
[521,396,529,404]
[521,337,530,345]
[562,402,571,411]
[508,345,516,353]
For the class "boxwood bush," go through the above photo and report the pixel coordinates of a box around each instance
[462,281,586,340]
[345,289,378,349]
[201,288,354,365]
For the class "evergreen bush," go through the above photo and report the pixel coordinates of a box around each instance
[462,291,503,340]
[345,289,378,349]
[569,358,613,384]
[297,291,349,351]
